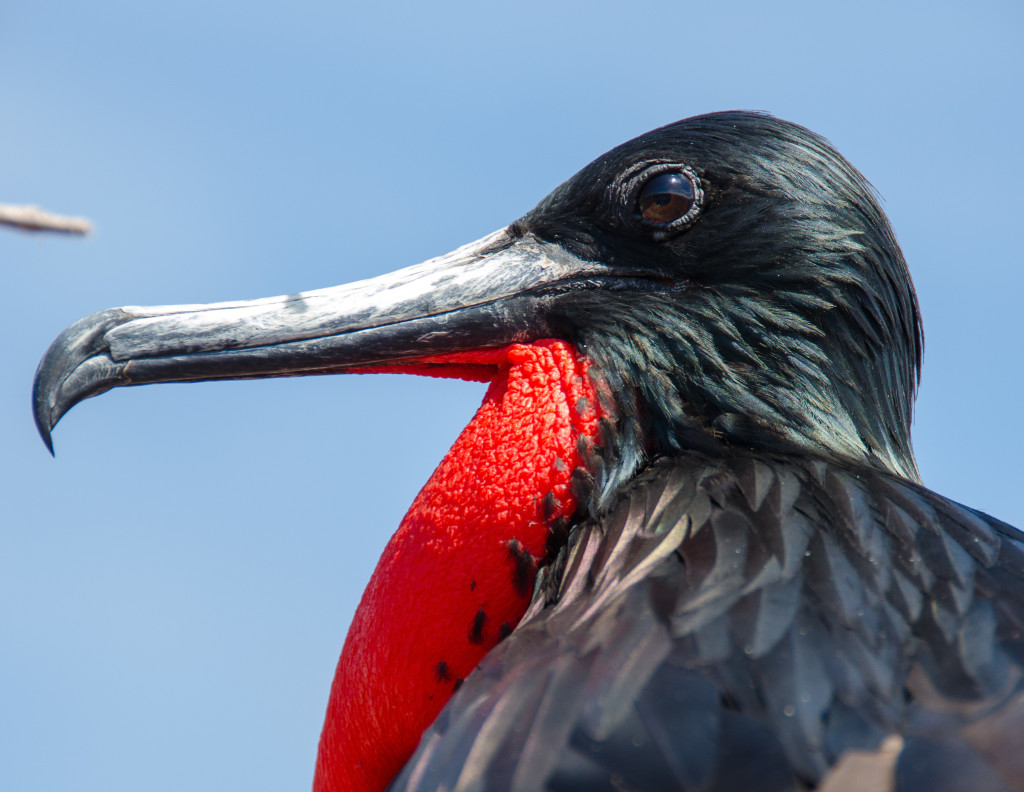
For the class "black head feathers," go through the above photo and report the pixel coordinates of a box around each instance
[518,111,922,494]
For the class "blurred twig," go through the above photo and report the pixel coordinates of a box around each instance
[0,204,91,235]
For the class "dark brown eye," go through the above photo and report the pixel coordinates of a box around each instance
[637,171,696,224]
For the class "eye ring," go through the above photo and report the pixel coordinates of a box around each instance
[632,164,703,234]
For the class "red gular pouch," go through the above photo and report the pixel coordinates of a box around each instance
[313,339,603,792]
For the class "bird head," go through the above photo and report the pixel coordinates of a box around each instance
[35,111,922,488]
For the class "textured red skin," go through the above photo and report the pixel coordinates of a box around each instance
[313,340,600,792]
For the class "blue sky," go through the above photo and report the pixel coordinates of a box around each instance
[2,2,1022,790]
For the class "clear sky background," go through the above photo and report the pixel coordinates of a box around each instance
[2,2,1022,790]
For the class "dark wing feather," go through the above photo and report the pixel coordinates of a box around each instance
[389,452,1024,791]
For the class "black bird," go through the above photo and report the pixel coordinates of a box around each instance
[34,112,1024,791]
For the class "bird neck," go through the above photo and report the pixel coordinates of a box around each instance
[566,286,921,485]
[313,340,601,792]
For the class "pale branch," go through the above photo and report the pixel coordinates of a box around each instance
[0,204,92,235]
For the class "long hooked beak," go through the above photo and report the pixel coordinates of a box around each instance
[33,227,611,453]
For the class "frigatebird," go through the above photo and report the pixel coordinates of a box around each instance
[33,112,1024,791]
